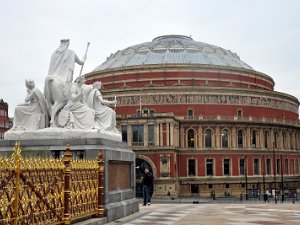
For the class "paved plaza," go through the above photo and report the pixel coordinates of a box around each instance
[107,202,300,225]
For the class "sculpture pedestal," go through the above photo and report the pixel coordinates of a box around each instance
[4,127,122,142]
[0,137,139,222]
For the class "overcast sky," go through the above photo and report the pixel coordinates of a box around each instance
[0,0,299,117]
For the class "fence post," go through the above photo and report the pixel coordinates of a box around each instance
[13,141,21,225]
[63,144,72,225]
[97,151,105,218]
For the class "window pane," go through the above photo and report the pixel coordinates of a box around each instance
[206,159,213,176]
[274,132,278,148]
[121,125,127,142]
[266,159,271,175]
[285,159,289,174]
[276,158,281,174]
[188,109,193,119]
[188,129,195,148]
[205,129,212,148]
[283,133,287,149]
[188,159,196,176]
[224,159,230,176]
[132,125,144,146]
[238,130,243,148]
[254,158,259,175]
[221,129,228,148]
[264,131,269,148]
[239,158,245,175]
[148,124,154,146]
[252,130,257,148]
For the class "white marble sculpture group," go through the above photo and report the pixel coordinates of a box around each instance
[6,39,119,140]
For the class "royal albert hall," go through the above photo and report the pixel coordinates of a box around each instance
[85,35,300,198]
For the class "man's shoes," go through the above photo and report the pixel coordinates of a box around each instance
[147,203,151,206]
[142,204,146,206]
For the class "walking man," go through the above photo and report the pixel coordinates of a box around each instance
[137,166,154,206]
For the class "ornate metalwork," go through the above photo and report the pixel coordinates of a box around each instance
[0,142,105,225]
[70,158,98,220]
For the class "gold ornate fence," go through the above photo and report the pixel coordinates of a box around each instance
[0,142,104,225]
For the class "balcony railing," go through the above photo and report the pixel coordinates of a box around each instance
[182,115,298,125]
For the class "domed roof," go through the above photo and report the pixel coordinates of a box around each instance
[94,35,253,71]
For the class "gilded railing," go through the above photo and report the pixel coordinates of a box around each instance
[0,142,105,225]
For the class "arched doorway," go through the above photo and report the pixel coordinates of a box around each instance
[136,158,153,197]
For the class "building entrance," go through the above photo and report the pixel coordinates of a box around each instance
[191,184,199,194]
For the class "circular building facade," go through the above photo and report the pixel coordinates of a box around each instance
[86,35,300,199]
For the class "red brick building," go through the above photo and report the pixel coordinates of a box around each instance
[85,35,300,198]
[0,99,10,139]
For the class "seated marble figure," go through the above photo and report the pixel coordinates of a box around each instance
[87,81,118,132]
[11,80,49,131]
[58,76,95,129]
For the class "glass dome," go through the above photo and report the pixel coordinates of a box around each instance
[94,35,253,71]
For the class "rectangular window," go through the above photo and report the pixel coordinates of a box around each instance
[188,159,196,176]
[239,158,245,175]
[121,125,127,143]
[148,124,155,146]
[254,158,259,175]
[276,158,281,174]
[237,109,242,118]
[285,158,289,174]
[187,109,194,119]
[132,125,144,146]
[206,159,214,176]
[292,159,295,175]
[223,159,230,176]
[266,158,271,175]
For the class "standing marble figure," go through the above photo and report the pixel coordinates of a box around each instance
[48,39,86,83]
[11,80,49,131]
[44,39,86,126]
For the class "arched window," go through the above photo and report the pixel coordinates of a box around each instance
[290,133,293,149]
[251,130,257,148]
[221,129,229,148]
[264,131,269,148]
[274,131,278,148]
[237,130,244,148]
[283,132,287,149]
[187,129,195,148]
[205,129,213,148]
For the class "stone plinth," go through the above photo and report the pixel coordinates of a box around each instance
[0,137,139,223]
[4,127,122,142]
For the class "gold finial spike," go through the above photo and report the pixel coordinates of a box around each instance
[12,140,22,161]
[64,143,72,159]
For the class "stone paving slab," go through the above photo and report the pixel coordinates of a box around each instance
[106,203,300,225]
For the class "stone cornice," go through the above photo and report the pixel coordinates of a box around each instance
[85,64,274,86]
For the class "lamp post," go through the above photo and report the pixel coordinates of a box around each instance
[244,154,248,200]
